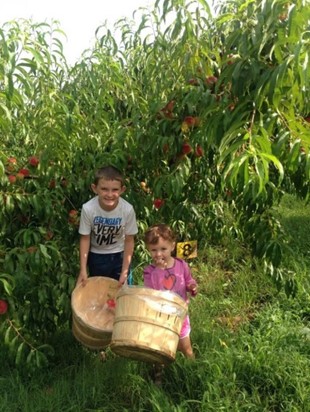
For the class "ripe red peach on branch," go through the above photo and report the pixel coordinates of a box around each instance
[28,156,39,167]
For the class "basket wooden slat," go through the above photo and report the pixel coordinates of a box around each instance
[110,286,188,364]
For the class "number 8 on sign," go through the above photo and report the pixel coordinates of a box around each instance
[176,241,197,259]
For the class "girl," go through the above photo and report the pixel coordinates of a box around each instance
[143,224,198,359]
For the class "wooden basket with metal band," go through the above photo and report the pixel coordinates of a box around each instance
[71,276,119,350]
[110,286,188,364]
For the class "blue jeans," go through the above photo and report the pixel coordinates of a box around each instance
[88,251,133,284]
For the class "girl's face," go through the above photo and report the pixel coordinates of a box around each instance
[92,178,125,211]
[147,236,175,267]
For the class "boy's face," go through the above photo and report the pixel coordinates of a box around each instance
[92,178,125,211]
[147,237,175,268]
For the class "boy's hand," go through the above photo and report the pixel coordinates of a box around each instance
[76,272,88,287]
[118,274,128,286]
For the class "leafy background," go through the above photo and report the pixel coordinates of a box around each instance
[0,0,309,382]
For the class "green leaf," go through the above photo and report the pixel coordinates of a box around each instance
[259,152,284,184]
[36,350,48,368]
[24,46,45,68]
[4,324,13,345]
[15,342,26,366]
[0,102,12,124]
[26,349,36,365]
[286,140,301,172]
[37,344,55,357]
[39,244,51,260]
[255,158,267,195]
[0,278,14,295]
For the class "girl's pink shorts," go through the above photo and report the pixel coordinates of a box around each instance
[180,315,191,339]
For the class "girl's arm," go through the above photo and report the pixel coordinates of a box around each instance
[183,260,198,296]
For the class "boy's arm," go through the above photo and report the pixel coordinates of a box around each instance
[119,234,135,285]
[76,234,90,285]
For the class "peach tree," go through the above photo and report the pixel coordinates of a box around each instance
[0,0,309,369]
[90,0,309,284]
[0,20,83,369]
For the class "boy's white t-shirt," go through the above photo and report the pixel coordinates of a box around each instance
[79,196,138,254]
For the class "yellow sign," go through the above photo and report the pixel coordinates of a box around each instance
[176,241,197,259]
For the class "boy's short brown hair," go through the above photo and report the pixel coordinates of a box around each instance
[94,165,124,185]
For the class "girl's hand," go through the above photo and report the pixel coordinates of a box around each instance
[153,257,167,269]
[188,283,198,297]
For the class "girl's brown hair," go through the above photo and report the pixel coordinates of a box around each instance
[144,224,176,245]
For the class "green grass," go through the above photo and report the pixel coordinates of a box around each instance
[276,194,310,263]
[1,194,310,412]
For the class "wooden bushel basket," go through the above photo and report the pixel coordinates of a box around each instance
[71,276,119,350]
[110,286,188,364]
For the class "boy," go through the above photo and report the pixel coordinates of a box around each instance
[76,165,138,286]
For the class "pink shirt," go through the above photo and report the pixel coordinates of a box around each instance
[143,258,197,303]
